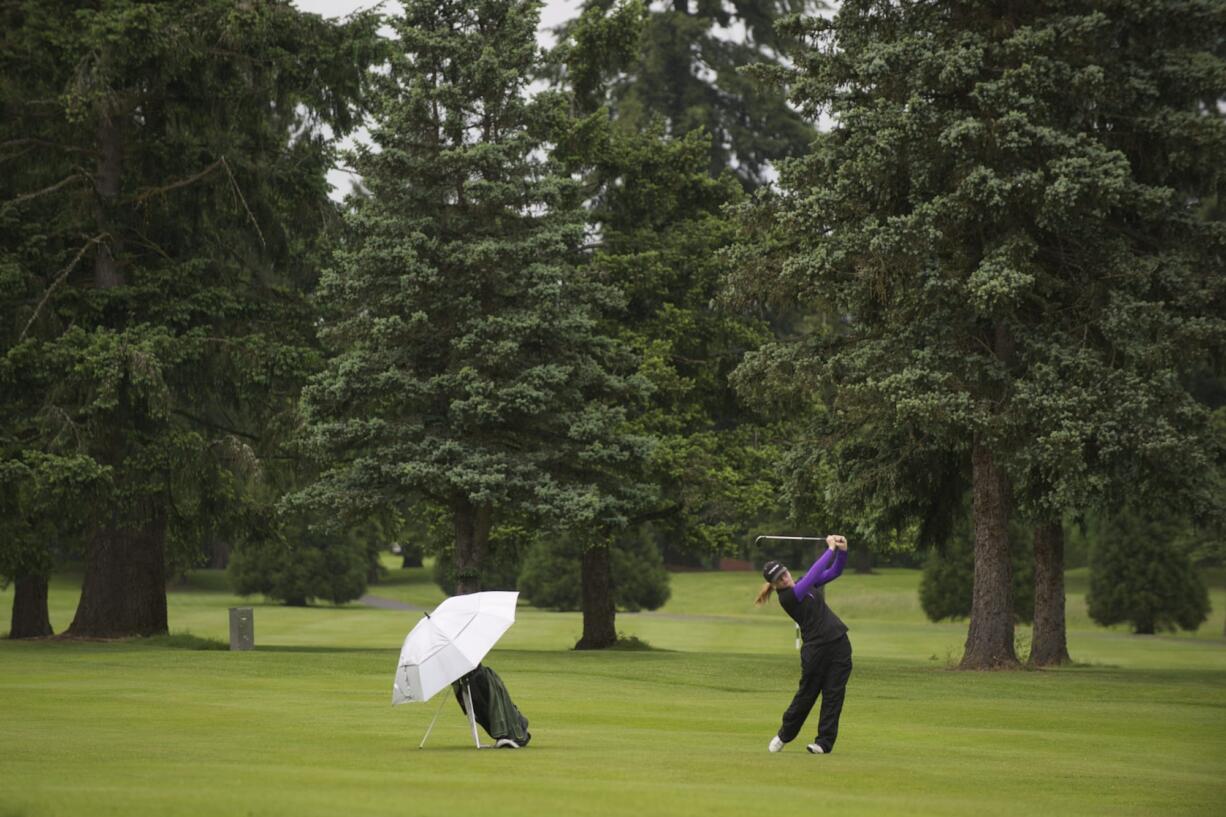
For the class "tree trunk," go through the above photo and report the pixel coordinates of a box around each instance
[9,574,53,639]
[452,499,491,595]
[67,509,168,638]
[208,538,230,570]
[1030,520,1071,667]
[64,100,167,639]
[853,544,873,574]
[960,442,1019,669]
[401,543,423,569]
[575,544,617,650]
[93,106,124,288]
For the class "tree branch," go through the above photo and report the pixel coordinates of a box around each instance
[130,158,225,203]
[19,234,109,341]
[171,408,261,442]
[221,157,266,248]
[3,173,89,209]
[0,146,36,165]
[0,138,97,157]
[128,156,265,246]
[627,503,683,526]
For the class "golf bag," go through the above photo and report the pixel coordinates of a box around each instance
[452,664,531,746]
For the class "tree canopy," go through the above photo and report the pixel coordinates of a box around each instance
[557,0,818,187]
[0,0,380,636]
[1,0,1220,658]
[293,0,654,597]
[727,0,1226,668]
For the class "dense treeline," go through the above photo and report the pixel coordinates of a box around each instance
[2,0,1222,661]
[724,0,1225,666]
[0,0,382,636]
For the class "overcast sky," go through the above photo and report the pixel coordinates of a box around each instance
[292,1,826,196]
[292,1,583,197]
[293,0,582,47]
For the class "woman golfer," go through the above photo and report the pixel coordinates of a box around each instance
[756,535,851,754]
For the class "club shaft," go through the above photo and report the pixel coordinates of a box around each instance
[753,534,828,546]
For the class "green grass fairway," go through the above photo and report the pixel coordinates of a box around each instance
[2,565,1224,817]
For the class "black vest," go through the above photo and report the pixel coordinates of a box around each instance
[778,585,848,646]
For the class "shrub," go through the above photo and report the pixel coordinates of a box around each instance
[1087,508,1209,634]
[518,534,670,612]
[230,524,368,606]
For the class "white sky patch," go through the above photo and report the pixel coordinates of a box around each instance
[293,0,579,45]
[296,0,837,197]
[294,0,580,199]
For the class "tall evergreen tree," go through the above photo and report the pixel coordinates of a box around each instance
[564,0,818,186]
[573,125,777,646]
[0,0,379,636]
[728,0,1225,668]
[551,3,780,647]
[294,0,653,597]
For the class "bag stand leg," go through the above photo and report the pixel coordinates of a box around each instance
[462,681,482,749]
[418,694,449,749]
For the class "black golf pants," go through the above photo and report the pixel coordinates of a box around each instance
[777,634,852,752]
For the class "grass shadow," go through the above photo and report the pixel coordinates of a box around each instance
[607,634,668,652]
[137,632,228,650]
[10,631,229,651]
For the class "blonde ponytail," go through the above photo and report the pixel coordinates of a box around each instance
[754,581,774,606]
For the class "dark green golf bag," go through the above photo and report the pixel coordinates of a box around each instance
[452,664,531,746]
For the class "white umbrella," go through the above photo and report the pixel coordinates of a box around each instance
[392,590,519,748]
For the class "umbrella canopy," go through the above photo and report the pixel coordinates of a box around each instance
[392,591,518,705]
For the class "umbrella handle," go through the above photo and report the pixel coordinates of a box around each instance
[418,694,448,749]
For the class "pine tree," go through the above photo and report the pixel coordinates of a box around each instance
[728,0,1226,668]
[0,0,379,636]
[294,0,653,596]
[550,3,780,647]
[579,125,779,644]
[563,0,817,187]
[1087,508,1210,635]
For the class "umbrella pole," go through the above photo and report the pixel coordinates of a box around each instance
[462,681,481,749]
[418,693,449,749]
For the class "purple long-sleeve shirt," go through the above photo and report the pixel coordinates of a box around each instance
[792,547,847,600]
[779,547,850,647]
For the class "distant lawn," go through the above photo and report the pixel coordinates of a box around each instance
[658,563,1226,643]
[363,552,448,608]
[1,561,1223,816]
[360,553,1226,640]
[17,558,1224,658]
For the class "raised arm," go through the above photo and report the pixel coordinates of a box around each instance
[817,549,847,588]
[792,546,839,598]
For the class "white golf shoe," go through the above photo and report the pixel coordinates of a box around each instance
[768,736,785,753]
[806,743,826,754]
